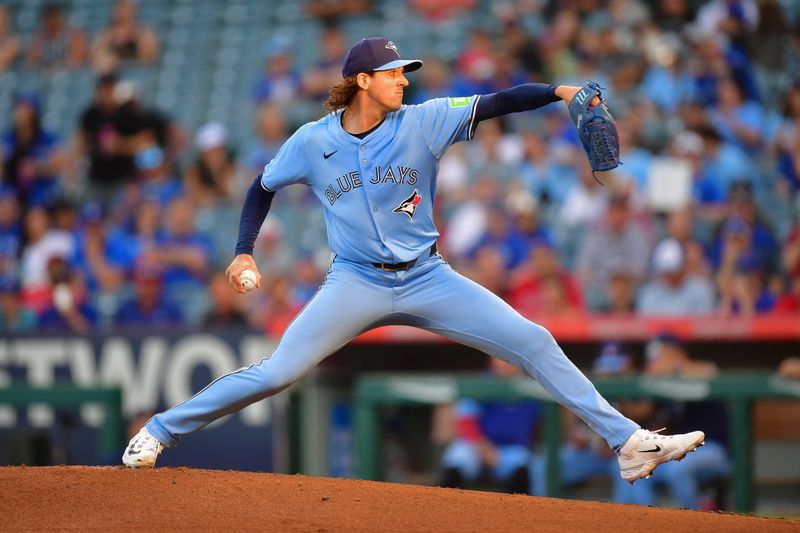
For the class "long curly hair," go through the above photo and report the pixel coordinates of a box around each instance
[323,75,361,113]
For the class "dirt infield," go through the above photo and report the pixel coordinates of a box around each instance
[1,467,798,532]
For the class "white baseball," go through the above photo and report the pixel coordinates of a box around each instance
[240,269,257,292]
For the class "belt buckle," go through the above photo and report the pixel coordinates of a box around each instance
[379,263,403,272]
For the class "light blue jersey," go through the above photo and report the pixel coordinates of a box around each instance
[261,96,480,263]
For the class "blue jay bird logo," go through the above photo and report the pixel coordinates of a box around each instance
[393,189,422,219]
[385,41,400,57]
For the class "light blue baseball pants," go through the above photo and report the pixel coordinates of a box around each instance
[146,254,639,449]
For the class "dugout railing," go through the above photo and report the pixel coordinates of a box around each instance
[0,385,124,462]
[354,372,800,513]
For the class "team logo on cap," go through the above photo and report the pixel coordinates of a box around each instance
[393,189,421,219]
[385,41,400,57]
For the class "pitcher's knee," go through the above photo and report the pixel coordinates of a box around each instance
[530,322,557,346]
[252,356,307,391]
[499,318,545,350]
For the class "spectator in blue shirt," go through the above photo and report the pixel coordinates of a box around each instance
[451,29,498,96]
[408,56,457,104]
[290,253,324,308]
[0,187,22,285]
[70,202,127,324]
[708,77,764,150]
[135,144,182,207]
[615,114,653,193]
[519,131,579,207]
[241,104,288,180]
[157,198,212,283]
[108,198,161,275]
[1,94,62,207]
[115,267,184,331]
[696,125,755,195]
[468,200,550,271]
[709,184,778,274]
[252,41,302,106]
[436,358,541,495]
[155,197,212,324]
[639,54,695,114]
[0,279,37,333]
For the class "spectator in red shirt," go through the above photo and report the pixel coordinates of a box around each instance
[261,276,301,339]
[783,223,800,281]
[508,244,583,315]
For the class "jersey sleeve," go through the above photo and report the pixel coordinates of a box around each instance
[413,96,480,159]
[260,124,312,191]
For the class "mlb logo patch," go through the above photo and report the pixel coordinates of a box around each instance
[448,96,471,108]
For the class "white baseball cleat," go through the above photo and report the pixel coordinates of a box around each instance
[617,428,705,484]
[122,427,164,468]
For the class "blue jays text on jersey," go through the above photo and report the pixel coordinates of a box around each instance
[260,96,481,264]
[323,164,420,206]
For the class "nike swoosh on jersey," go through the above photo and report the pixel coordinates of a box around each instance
[323,150,337,159]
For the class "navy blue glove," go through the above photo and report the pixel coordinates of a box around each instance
[568,82,620,182]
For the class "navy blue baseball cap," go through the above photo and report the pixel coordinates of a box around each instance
[342,37,422,78]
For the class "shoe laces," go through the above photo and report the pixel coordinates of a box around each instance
[131,431,160,453]
[640,428,670,441]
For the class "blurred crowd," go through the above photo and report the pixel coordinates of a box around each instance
[1,0,800,335]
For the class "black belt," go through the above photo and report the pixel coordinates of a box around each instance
[372,243,438,272]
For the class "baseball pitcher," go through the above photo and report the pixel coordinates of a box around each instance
[124,37,704,485]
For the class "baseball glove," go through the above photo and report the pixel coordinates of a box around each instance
[567,81,620,183]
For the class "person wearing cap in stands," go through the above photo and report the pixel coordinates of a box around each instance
[184,123,237,204]
[636,237,715,315]
[576,190,650,310]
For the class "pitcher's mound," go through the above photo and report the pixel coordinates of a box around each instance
[1,466,797,532]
